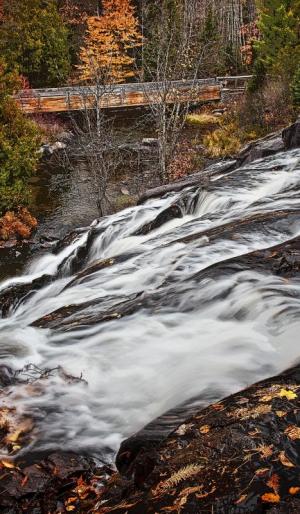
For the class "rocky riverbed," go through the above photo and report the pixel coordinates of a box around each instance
[0,119,299,513]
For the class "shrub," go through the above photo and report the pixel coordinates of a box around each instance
[113,194,136,212]
[0,208,37,241]
[203,123,242,158]
[0,59,41,214]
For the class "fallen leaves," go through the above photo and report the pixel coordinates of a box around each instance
[278,451,295,468]
[230,404,272,420]
[74,476,95,500]
[256,445,273,459]
[285,425,300,440]
[0,459,15,469]
[261,492,280,503]
[289,487,300,495]
[235,494,247,504]
[257,384,298,402]
[278,389,297,400]
[255,468,269,477]
[175,424,193,436]
[196,485,216,500]
[199,425,210,434]
[267,473,280,493]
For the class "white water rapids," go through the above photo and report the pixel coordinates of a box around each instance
[0,149,300,461]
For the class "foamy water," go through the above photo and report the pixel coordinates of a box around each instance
[0,149,300,460]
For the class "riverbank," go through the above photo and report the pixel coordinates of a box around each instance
[1,356,300,512]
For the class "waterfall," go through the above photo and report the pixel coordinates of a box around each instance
[0,149,300,462]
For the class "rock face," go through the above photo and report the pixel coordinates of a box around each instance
[96,365,300,513]
[236,132,285,167]
[282,118,300,149]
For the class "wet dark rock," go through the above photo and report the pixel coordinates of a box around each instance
[133,203,183,236]
[282,118,300,149]
[236,132,285,167]
[0,274,52,317]
[0,365,15,387]
[0,451,101,513]
[56,227,103,277]
[52,230,82,255]
[46,452,93,480]
[32,233,300,331]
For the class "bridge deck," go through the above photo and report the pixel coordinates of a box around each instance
[15,76,252,114]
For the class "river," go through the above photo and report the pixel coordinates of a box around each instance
[0,148,299,463]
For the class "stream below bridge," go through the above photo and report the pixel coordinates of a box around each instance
[0,149,300,463]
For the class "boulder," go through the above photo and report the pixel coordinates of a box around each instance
[282,118,300,149]
[237,132,285,167]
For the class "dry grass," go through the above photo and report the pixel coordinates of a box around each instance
[203,123,242,158]
[185,113,221,127]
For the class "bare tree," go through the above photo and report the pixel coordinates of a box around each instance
[139,0,216,183]
[62,61,123,217]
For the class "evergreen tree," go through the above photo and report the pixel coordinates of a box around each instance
[254,0,300,82]
[78,0,142,83]
[0,59,41,214]
[0,0,71,87]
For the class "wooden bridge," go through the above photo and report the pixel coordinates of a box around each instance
[15,76,252,114]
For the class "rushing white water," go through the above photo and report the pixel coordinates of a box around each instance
[0,149,300,460]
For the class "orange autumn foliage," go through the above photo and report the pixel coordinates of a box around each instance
[78,0,142,84]
[0,208,37,242]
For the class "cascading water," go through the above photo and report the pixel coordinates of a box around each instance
[0,149,300,462]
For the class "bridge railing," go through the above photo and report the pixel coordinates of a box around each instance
[15,76,253,113]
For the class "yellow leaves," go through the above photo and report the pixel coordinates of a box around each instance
[278,389,297,400]
[275,410,286,418]
[289,487,300,495]
[261,492,280,503]
[78,0,142,83]
[199,425,210,434]
[285,425,300,440]
[257,384,298,402]
[279,451,295,468]
[5,419,33,444]
[260,473,281,506]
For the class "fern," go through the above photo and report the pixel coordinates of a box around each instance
[153,464,203,495]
